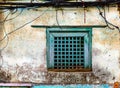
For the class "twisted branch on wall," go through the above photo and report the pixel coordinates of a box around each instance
[0,7,49,69]
[97,6,120,32]
[0,7,49,52]
[0,9,19,52]
[0,10,11,52]
[0,9,23,43]
[97,6,120,53]
[0,9,22,23]
[55,9,62,30]
[0,9,9,14]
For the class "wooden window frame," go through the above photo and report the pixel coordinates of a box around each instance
[46,27,92,72]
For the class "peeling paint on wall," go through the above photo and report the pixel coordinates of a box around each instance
[0,7,120,84]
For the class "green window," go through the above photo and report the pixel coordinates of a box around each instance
[46,28,92,71]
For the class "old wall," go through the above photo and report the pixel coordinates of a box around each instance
[0,10,12,82]
[0,6,120,84]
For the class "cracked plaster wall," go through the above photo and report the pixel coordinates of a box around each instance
[0,6,120,84]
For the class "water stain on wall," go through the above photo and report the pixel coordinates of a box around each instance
[44,65,113,84]
[0,68,11,82]
[92,48,102,56]
[0,7,119,83]
[119,57,120,68]
[93,64,114,83]
[4,61,113,84]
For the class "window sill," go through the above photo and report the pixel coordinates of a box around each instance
[48,68,92,72]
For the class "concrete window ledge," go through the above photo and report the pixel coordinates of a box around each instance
[0,83,32,86]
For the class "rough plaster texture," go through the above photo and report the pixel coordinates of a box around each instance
[0,6,120,84]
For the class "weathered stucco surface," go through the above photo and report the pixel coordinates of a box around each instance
[0,6,120,84]
[0,10,12,82]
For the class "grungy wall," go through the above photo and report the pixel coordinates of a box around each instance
[0,6,120,84]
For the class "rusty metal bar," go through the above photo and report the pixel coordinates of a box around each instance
[31,25,107,28]
[0,1,120,9]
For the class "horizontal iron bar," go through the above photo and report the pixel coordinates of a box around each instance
[0,6,27,9]
[0,1,119,5]
[31,25,107,28]
[0,1,120,9]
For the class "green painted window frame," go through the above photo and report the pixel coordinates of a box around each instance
[46,27,92,72]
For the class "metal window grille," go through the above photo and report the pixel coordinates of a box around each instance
[47,28,92,71]
[54,36,84,69]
